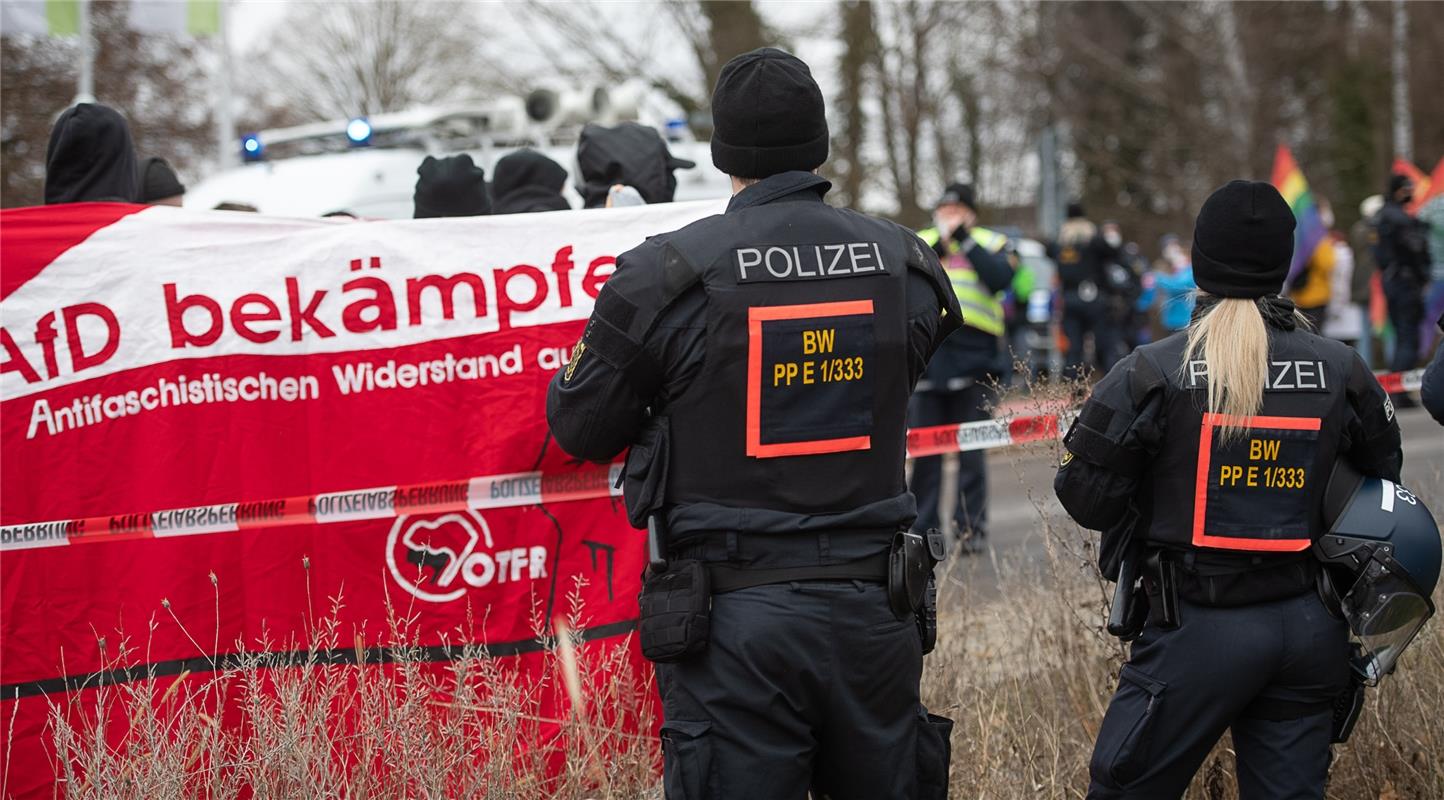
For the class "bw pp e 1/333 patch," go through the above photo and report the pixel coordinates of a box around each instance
[1192,413,1321,552]
[745,300,875,459]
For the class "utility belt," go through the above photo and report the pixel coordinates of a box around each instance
[1108,547,1319,640]
[638,518,947,663]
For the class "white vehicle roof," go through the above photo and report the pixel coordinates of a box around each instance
[186,140,729,219]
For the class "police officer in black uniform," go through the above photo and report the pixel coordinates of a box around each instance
[1054,181,1403,799]
[547,48,961,800]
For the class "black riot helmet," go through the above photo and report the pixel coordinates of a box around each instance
[1317,461,1441,684]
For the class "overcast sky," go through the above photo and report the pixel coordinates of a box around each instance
[227,1,843,99]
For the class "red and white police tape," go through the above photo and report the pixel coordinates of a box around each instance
[0,367,1425,552]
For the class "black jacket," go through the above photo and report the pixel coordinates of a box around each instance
[44,103,138,205]
[546,172,959,559]
[1049,222,1119,296]
[1376,200,1430,286]
[491,149,571,214]
[1055,300,1401,539]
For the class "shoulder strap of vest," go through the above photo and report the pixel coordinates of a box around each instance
[583,235,703,395]
[902,225,963,339]
[1063,349,1169,477]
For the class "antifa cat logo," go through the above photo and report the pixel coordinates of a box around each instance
[386,511,549,603]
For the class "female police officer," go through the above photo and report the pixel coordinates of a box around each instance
[1055,180,1403,798]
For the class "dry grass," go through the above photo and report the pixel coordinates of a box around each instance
[40,578,661,800]
[20,378,1444,799]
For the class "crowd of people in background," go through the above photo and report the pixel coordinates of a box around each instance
[1022,176,1442,407]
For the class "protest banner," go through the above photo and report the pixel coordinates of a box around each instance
[0,199,722,795]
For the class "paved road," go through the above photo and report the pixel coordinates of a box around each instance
[933,406,1444,600]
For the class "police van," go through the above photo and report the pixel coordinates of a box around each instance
[187,83,730,218]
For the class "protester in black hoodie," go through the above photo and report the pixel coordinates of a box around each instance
[414,154,491,218]
[491,149,570,214]
[575,122,694,208]
[44,103,138,204]
[137,156,186,206]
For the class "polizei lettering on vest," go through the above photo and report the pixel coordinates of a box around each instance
[734,243,887,283]
[1184,360,1329,391]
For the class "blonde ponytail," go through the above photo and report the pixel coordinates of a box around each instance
[1183,297,1270,440]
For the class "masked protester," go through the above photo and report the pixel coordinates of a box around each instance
[44,103,139,204]
[575,121,695,208]
[911,182,1015,555]
[413,154,491,218]
[491,149,570,214]
[1055,181,1402,798]
[548,48,960,800]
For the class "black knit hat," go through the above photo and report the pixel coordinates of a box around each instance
[414,154,491,218]
[1191,180,1296,299]
[710,47,828,179]
[1066,202,1086,219]
[936,182,976,211]
[1388,173,1413,197]
[138,156,185,203]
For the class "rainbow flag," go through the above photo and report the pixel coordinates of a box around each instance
[1271,144,1328,286]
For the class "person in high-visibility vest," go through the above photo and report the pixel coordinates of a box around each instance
[912,182,1016,556]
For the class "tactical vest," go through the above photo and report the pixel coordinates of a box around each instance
[654,203,948,517]
[918,226,1006,337]
[1133,328,1359,553]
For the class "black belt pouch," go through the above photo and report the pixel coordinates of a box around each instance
[638,560,711,663]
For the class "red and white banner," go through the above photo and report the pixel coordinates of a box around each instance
[0,200,722,796]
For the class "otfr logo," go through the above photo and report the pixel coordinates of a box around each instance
[386,511,548,603]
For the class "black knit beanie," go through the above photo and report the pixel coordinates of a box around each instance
[138,156,185,203]
[1191,180,1296,299]
[414,154,491,218]
[1387,173,1412,198]
[710,47,828,179]
[937,182,976,211]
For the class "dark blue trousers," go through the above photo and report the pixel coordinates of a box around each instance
[1088,591,1350,799]
[655,582,946,799]
[909,383,991,540]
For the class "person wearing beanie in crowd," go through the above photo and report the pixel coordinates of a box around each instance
[1050,201,1124,379]
[137,156,185,206]
[911,182,1016,556]
[44,103,138,204]
[491,149,570,214]
[548,47,961,799]
[1056,180,1401,798]
[1377,174,1432,403]
[413,154,491,218]
[575,121,694,208]
[1348,194,1385,363]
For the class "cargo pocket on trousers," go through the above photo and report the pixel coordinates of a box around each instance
[661,718,713,799]
[1090,664,1166,789]
[916,711,954,800]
